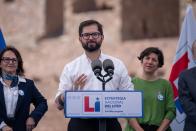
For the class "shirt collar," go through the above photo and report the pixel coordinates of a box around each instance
[0,76,26,85]
[82,51,104,62]
[18,76,26,83]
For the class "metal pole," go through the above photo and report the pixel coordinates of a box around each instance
[99,81,106,131]
[99,118,106,131]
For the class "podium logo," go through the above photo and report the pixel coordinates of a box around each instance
[84,96,100,112]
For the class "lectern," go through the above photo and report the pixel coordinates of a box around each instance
[64,91,143,131]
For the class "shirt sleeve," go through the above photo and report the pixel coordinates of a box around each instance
[164,81,176,120]
[55,65,73,99]
[118,61,134,90]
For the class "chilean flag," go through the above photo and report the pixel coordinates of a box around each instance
[169,4,196,131]
[0,29,6,52]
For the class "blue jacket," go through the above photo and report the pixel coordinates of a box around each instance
[178,67,196,131]
[0,78,48,131]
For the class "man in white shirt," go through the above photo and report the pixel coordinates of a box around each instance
[55,19,134,131]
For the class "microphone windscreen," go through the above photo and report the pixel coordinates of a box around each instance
[103,59,114,71]
[91,59,102,71]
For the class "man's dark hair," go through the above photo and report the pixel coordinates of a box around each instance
[79,19,103,36]
[138,47,164,67]
[0,46,24,76]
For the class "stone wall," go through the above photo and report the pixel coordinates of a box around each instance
[121,0,179,40]
[0,0,45,47]
[45,0,64,37]
[0,0,190,47]
[72,0,97,13]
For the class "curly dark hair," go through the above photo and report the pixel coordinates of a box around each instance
[138,47,164,67]
[0,46,24,76]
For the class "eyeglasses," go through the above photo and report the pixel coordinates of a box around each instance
[1,57,18,64]
[81,32,101,40]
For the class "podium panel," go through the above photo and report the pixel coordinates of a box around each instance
[64,91,143,118]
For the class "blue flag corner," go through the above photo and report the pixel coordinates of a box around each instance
[0,29,6,52]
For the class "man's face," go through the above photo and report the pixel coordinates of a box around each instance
[192,41,196,60]
[79,24,104,52]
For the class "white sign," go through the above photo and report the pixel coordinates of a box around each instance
[64,91,143,118]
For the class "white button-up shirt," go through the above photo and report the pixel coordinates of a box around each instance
[55,53,134,98]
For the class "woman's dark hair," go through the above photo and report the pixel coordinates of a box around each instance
[138,47,164,67]
[79,19,103,36]
[0,46,24,76]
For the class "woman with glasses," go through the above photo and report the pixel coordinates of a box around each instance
[0,46,48,131]
[125,47,176,131]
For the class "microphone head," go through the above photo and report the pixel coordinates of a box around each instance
[91,59,102,77]
[103,59,114,76]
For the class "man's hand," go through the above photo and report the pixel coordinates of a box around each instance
[2,125,13,131]
[26,117,35,131]
[55,93,65,110]
[55,74,87,110]
[74,74,87,90]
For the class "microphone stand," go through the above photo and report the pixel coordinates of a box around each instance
[96,74,113,131]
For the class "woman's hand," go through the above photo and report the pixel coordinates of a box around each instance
[128,119,144,131]
[26,117,35,131]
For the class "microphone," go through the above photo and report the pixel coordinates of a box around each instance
[91,59,102,77]
[103,59,114,77]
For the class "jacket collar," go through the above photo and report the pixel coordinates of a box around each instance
[0,76,26,117]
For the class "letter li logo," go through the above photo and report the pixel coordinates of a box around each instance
[84,96,101,112]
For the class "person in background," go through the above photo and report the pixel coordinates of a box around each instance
[55,19,134,131]
[178,41,196,131]
[125,47,176,131]
[0,46,48,131]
